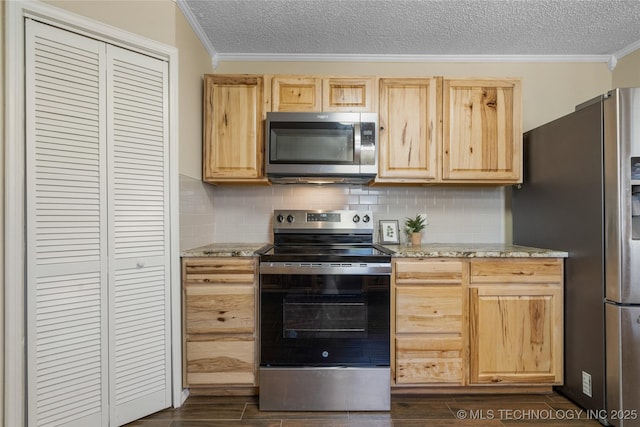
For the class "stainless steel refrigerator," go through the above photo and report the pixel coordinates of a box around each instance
[513,88,640,427]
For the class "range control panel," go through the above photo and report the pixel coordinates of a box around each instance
[273,209,373,232]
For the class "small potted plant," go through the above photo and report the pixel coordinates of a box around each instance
[404,214,427,246]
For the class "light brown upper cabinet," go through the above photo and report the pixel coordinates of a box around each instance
[442,78,522,183]
[201,74,522,185]
[377,77,522,185]
[377,78,442,183]
[202,74,268,184]
[271,75,375,112]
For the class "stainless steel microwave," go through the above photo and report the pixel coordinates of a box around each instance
[265,112,378,184]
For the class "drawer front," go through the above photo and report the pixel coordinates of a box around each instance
[186,339,255,385]
[183,258,257,285]
[396,286,462,333]
[395,259,463,284]
[396,336,463,384]
[185,284,255,334]
[470,259,563,283]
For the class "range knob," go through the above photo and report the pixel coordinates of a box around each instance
[352,214,360,223]
[363,214,371,223]
[286,214,295,223]
[276,214,285,223]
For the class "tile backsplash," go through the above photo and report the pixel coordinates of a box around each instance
[179,174,506,250]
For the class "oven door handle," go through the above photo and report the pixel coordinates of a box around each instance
[259,262,391,275]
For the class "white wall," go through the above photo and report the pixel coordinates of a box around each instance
[613,48,640,88]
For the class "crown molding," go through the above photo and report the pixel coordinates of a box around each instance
[175,0,219,68]
[215,52,613,65]
[614,38,640,61]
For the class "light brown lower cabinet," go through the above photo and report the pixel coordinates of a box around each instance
[393,259,466,386]
[393,257,564,389]
[182,257,258,392]
[180,256,563,393]
[468,259,564,385]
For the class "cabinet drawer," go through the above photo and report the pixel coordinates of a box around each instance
[186,339,255,385]
[183,258,256,285]
[470,259,562,283]
[396,336,463,384]
[185,284,255,334]
[396,286,462,333]
[395,260,463,284]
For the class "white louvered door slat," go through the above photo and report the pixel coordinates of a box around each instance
[26,20,108,427]
[106,45,171,426]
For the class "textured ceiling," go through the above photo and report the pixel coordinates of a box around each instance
[178,0,640,66]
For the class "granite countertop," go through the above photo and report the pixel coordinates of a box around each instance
[181,242,568,258]
[384,243,568,258]
[181,242,270,257]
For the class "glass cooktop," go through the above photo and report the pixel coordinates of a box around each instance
[257,244,394,263]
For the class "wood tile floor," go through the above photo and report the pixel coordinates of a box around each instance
[126,392,604,426]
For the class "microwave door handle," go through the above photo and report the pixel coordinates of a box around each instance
[354,123,361,164]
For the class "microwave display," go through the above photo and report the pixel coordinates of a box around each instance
[270,122,354,164]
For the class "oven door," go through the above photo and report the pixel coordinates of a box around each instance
[259,262,390,367]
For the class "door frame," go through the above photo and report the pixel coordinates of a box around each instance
[4,2,182,425]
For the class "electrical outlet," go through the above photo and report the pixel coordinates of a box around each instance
[582,371,592,397]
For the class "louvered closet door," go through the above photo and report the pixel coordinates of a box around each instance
[106,45,170,426]
[26,20,171,427]
[25,20,109,427]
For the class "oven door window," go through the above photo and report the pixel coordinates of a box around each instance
[283,294,367,339]
[260,273,389,367]
[269,122,355,164]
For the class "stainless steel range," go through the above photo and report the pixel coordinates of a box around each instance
[257,209,393,411]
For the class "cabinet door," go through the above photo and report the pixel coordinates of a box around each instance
[271,76,322,111]
[203,75,265,182]
[469,284,563,384]
[377,78,441,182]
[442,78,522,182]
[322,77,374,112]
